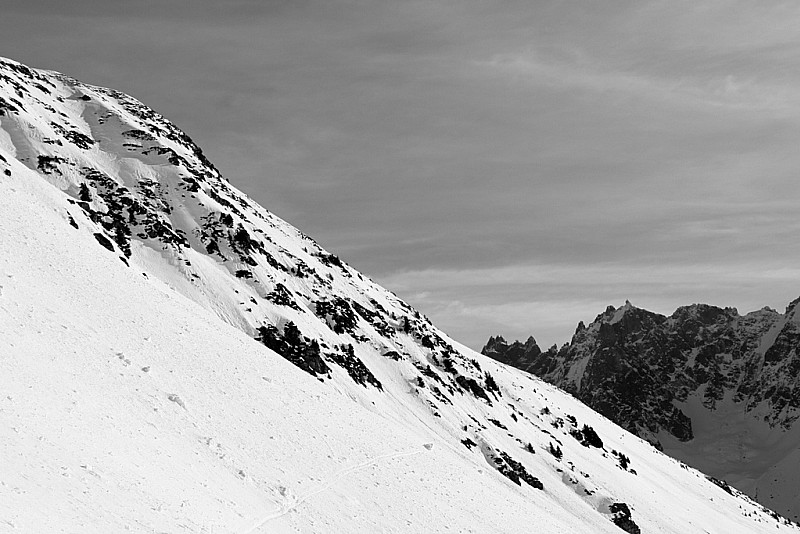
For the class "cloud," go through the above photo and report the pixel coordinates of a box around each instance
[382,262,800,294]
[3,0,800,351]
[626,1,800,54]
[379,260,800,349]
[478,51,800,115]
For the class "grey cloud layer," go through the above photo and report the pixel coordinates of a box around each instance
[3,0,798,348]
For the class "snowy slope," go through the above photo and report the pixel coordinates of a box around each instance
[484,300,800,519]
[0,56,796,533]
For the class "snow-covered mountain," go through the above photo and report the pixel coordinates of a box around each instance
[483,299,800,520]
[1,56,796,533]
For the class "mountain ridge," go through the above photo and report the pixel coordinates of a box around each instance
[483,297,800,518]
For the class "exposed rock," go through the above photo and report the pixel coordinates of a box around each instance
[483,300,800,445]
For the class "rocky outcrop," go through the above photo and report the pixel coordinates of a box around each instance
[483,299,800,447]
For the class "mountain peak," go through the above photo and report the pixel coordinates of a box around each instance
[483,296,800,518]
[786,296,800,317]
[523,335,539,349]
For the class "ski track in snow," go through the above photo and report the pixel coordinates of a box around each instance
[241,447,424,533]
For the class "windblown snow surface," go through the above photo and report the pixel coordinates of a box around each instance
[0,56,795,533]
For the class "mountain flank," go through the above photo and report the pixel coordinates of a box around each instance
[484,298,800,518]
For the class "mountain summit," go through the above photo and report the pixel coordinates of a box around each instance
[484,299,800,519]
[1,56,796,532]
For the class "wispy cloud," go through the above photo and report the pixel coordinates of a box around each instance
[380,260,800,349]
[382,262,800,292]
[478,52,800,114]
[626,1,800,55]
[4,0,800,351]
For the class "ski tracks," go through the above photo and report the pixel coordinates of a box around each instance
[241,446,425,533]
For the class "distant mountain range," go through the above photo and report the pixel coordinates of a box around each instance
[483,298,800,518]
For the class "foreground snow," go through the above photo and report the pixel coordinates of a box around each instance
[0,56,795,533]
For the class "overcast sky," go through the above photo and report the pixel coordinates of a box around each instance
[4,1,800,349]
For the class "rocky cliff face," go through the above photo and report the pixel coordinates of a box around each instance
[483,298,800,517]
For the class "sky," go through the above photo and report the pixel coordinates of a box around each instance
[3,0,799,349]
